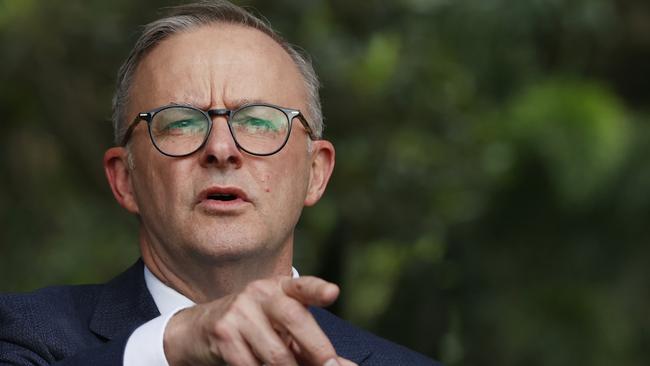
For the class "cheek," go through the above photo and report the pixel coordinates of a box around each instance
[251,151,311,202]
[258,171,294,203]
[133,167,165,212]
[261,174,272,193]
[132,154,190,212]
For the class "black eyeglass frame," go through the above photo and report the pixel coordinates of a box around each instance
[120,103,318,157]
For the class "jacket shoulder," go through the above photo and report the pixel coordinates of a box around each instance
[0,284,103,327]
[0,284,104,362]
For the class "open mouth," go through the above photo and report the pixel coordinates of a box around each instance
[199,186,249,205]
[207,193,238,202]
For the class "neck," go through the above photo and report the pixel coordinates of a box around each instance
[139,230,294,303]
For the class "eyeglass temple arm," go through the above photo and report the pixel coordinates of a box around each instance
[296,114,318,140]
[120,115,147,146]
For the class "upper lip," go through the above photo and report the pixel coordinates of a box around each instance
[198,186,250,203]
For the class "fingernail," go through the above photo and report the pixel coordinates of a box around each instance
[323,358,341,366]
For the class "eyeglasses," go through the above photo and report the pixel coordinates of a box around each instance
[120,103,317,157]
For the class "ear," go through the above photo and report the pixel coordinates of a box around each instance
[304,140,335,207]
[104,147,140,214]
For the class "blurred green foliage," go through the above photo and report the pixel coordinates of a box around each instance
[1,0,650,365]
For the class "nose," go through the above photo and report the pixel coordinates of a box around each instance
[198,116,243,169]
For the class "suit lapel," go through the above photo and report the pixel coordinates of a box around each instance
[89,259,160,340]
[87,261,372,363]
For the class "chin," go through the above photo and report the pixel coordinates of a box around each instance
[186,234,274,264]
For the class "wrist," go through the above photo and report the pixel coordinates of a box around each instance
[163,307,200,366]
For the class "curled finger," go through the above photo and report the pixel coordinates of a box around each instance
[265,296,339,366]
[237,303,299,366]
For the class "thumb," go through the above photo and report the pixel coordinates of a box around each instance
[280,276,340,307]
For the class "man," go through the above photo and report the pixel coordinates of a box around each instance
[0,1,439,365]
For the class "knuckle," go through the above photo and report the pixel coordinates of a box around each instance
[311,343,336,361]
[277,302,308,325]
[266,347,292,365]
[292,280,304,293]
[246,278,275,296]
[211,318,235,342]
[228,293,248,311]
[224,293,256,319]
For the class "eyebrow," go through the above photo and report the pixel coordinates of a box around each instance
[167,100,204,109]
[227,98,268,109]
[167,98,270,111]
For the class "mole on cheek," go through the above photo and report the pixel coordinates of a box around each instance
[262,174,271,193]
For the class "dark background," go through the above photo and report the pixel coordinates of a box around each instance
[1,1,650,365]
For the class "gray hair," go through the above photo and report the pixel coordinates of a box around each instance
[111,0,323,146]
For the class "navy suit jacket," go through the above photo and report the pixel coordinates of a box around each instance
[0,260,439,365]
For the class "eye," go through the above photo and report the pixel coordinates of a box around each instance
[167,119,196,129]
[232,116,280,133]
[159,118,206,135]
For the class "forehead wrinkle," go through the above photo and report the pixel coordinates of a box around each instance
[136,24,309,115]
[208,26,305,108]
[214,71,268,110]
[219,73,303,110]
[138,65,211,111]
[185,66,213,110]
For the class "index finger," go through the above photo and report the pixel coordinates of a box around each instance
[264,295,340,366]
[280,276,340,307]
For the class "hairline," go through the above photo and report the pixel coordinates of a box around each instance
[111,3,323,146]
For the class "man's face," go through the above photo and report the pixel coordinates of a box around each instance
[113,24,331,265]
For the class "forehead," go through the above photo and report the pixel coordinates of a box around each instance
[128,23,308,113]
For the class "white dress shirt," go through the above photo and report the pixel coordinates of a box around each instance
[123,265,299,365]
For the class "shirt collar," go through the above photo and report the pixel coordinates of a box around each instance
[143,265,300,315]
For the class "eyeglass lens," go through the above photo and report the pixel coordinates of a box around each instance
[149,105,290,156]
